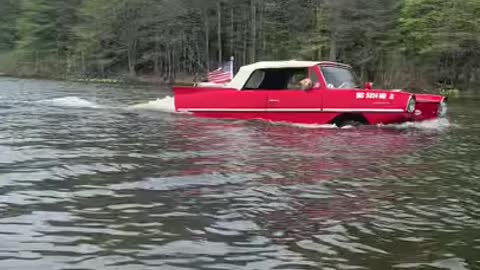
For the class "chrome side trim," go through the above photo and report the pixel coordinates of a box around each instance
[178,108,404,113]
[322,108,404,113]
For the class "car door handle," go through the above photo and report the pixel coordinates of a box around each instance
[268,99,280,103]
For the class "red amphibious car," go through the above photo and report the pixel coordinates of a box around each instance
[173,61,447,127]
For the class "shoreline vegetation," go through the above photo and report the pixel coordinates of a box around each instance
[0,70,197,86]
[0,70,463,98]
[1,0,479,94]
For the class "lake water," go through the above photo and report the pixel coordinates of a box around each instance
[0,77,479,270]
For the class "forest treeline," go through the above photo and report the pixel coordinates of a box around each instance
[0,0,479,90]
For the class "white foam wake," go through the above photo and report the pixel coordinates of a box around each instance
[384,118,453,131]
[272,121,338,129]
[275,118,453,131]
[36,96,101,109]
[128,96,176,113]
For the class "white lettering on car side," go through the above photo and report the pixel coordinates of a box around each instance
[356,92,395,100]
[356,92,366,99]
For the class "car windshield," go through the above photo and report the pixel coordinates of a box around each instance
[320,66,360,89]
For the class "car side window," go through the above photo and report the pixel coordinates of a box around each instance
[320,66,359,89]
[286,69,309,90]
[242,68,311,91]
[244,70,265,89]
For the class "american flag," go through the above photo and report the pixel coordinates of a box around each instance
[208,60,234,84]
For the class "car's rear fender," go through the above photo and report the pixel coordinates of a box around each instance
[415,93,445,104]
[413,94,447,121]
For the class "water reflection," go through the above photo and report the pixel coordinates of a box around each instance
[0,78,479,269]
[167,118,442,182]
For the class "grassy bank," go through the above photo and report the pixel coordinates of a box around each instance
[0,53,472,95]
[0,52,200,86]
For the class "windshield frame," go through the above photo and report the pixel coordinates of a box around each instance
[319,65,361,90]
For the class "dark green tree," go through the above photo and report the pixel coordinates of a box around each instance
[0,0,478,89]
[0,0,19,52]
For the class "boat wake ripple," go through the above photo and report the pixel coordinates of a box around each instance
[270,118,453,131]
[383,118,453,131]
[36,96,102,109]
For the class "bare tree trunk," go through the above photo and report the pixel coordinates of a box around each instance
[167,47,171,81]
[181,33,187,73]
[99,59,104,78]
[204,10,210,72]
[161,58,166,79]
[194,33,204,70]
[172,48,176,81]
[128,40,137,77]
[250,0,257,63]
[314,5,321,60]
[34,50,39,74]
[184,36,189,73]
[258,0,266,59]
[217,1,222,65]
[243,10,248,65]
[255,0,265,60]
[230,6,234,57]
[154,35,160,74]
[81,50,85,75]
[329,35,337,61]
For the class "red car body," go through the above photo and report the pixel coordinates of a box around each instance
[173,61,447,126]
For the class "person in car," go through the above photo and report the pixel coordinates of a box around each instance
[288,73,313,90]
[299,78,313,90]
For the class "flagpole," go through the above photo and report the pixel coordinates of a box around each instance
[230,56,234,79]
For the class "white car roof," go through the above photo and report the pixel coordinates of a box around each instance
[226,60,349,90]
[241,60,322,69]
